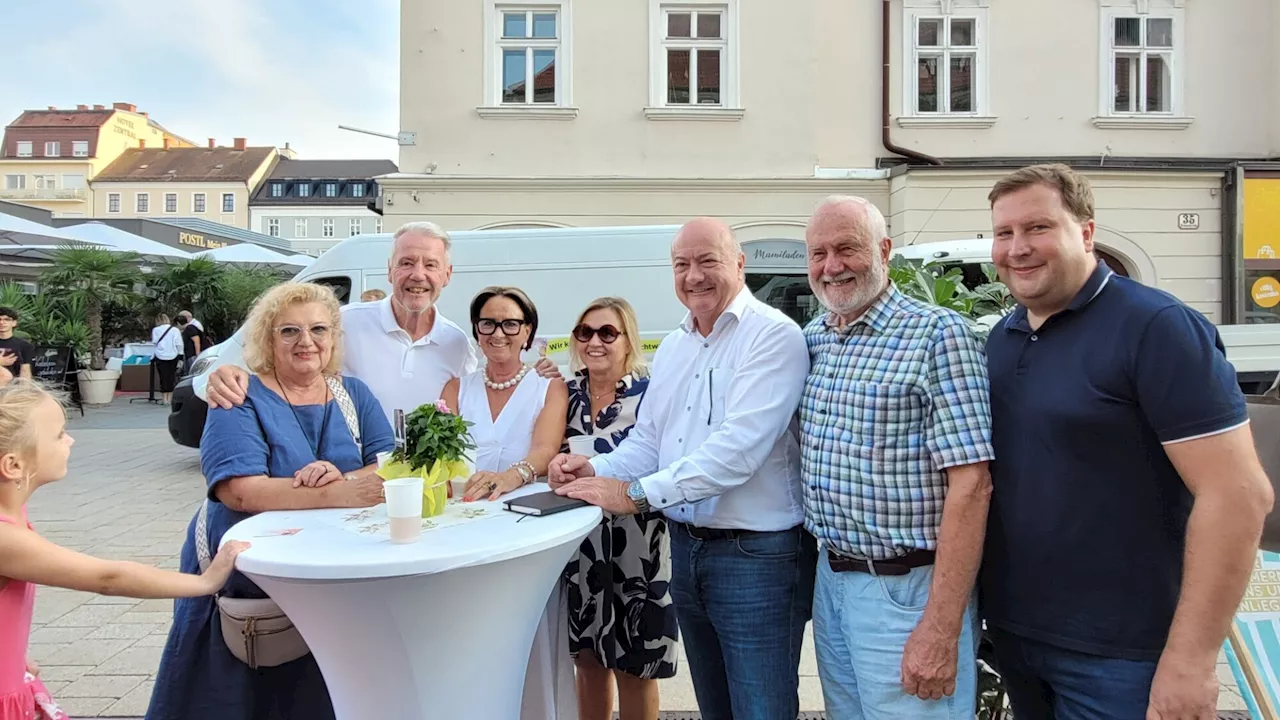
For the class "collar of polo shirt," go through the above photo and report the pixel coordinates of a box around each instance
[1006,262,1114,335]
[377,295,441,345]
[679,286,753,336]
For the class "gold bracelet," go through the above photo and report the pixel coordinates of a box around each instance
[509,461,535,485]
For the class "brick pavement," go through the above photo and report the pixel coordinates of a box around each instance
[19,398,1248,717]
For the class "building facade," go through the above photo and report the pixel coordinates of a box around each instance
[248,159,395,254]
[0,103,192,218]
[89,140,278,229]
[384,0,1280,324]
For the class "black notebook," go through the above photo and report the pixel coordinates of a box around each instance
[504,491,589,517]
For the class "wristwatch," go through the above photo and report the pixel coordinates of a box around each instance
[626,480,650,514]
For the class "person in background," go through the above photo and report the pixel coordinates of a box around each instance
[551,218,815,720]
[177,312,204,375]
[0,366,11,387]
[0,307,35,381]
[0,379,247,720]
[549,297,679,720]
[151,313,183,404]
[180,309,204,332]
[982,164,1274,718]
[146,282,394,720]
[360,288,386,303]
[801,196,993,719]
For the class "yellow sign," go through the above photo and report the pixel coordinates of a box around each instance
[1253,277,1280,308]
[1244,178,1280,260]
[537,336,664,358]
[178,232,226,250]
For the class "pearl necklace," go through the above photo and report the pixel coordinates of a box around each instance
[485,364,530,391]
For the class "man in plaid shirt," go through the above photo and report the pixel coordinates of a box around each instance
[800,196,995,719]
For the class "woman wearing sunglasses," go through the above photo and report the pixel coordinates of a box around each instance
[553,297,679,720]
[148,282,394,720]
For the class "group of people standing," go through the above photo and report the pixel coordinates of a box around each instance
[149,310,209,403]
[1,160,1254,720]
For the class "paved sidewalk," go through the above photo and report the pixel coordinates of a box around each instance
[19,398,1248,716]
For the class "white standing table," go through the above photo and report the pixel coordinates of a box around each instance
[222,485,601,720]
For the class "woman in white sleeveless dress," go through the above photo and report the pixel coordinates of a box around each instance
[441,286,573,720]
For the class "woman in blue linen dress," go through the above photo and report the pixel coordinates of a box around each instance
[145,282,395,720]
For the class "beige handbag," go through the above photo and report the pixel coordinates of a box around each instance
[195,375,363,668]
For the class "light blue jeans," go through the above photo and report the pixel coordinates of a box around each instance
[812,547,979,720]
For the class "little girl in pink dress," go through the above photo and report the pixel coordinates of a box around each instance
[0,380,247,720]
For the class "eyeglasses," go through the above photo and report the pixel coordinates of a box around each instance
[476,318,526,336]
[572,324,622,344]
[274,324,332,344]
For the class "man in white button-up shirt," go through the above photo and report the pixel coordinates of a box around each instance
[203,222,495,420]
[551,217,815,720]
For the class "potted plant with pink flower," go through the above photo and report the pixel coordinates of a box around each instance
[376,399,476,517]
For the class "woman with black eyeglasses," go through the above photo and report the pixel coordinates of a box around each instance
[550,297,679,720]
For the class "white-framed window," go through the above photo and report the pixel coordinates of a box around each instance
[107,193,121,213]
[33,175,55,190]
[350,183,366,197]
[270,182,284,198]
[222,193,235,213]
[136,193,149,213]
[193,193,206,213]
[297,183,311,198]
[164,193,178,213]
[322,218,335,237]
[267,218,280,237]
[295,219,308,238]
[323,182,338,197]
[72,141,89,157]
[375,218,383,233]
[481,1,575,114]
[44,141,59,157]
[646,0,741,119]
[899,0,992,127]
[1096,0,1188,126]
[15,141,32,158]
[349,218,362,236]
[61,174,85,189]
[4,175,25,190]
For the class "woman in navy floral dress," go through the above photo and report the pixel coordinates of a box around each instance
[556,297,679,720]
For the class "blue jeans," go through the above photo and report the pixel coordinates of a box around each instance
[668,522,818,720]
[988,626,1158,720]
[812,547,979,720]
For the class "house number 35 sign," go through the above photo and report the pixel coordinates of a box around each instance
[1177,213,1200,230]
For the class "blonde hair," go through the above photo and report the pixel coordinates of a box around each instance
[0,379,62,466]
[242,282,344,377]
[569,297,648,378]
[155,313,171,326]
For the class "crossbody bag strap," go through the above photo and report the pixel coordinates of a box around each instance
[195,499,212,573]
[325,375,362,455]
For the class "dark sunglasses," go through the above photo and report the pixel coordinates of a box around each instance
[573,324,623,344]
[476,318,526,336]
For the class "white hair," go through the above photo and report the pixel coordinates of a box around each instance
[392,221,452,261]
[811,195,889,243]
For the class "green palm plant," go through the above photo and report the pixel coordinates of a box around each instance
[144,257,227,321]
[0,282,32,316]
[40,246,141,370]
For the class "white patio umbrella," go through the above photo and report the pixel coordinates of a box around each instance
[196,243,308,269]
[58,222,193,261]
[0,212,84,247]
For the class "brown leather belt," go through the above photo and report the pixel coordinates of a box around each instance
[827,548,936,576]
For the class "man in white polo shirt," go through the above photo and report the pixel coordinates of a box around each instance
[204,221,551,418]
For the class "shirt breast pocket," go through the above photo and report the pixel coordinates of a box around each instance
[707,366,735,426]
[845,381,925,447]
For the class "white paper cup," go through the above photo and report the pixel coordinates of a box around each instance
[376,451,392,469]
[568,436,598,458]
[383,477,424,544]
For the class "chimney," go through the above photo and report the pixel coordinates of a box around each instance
[140,111,148,118]
[163,138,172,150]
[93,104,105,110]
[139,139,146,148]
[208,138,216,148]
[76,104,88,111]
[233,137,247,151]
[112,102,137,113]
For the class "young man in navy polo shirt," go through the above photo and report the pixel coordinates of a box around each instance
[982,164,1274,719]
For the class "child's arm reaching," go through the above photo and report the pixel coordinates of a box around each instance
[0,523,248,599]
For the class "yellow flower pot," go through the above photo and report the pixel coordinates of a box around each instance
[377,457,471,518]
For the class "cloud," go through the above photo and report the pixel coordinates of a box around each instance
[1,0,401,160]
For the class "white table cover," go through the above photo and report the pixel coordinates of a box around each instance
[223,485,601,719]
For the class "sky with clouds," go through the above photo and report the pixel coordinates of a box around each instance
[2,0,401,161]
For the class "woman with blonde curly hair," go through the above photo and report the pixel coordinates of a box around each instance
[146,282,396,720]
